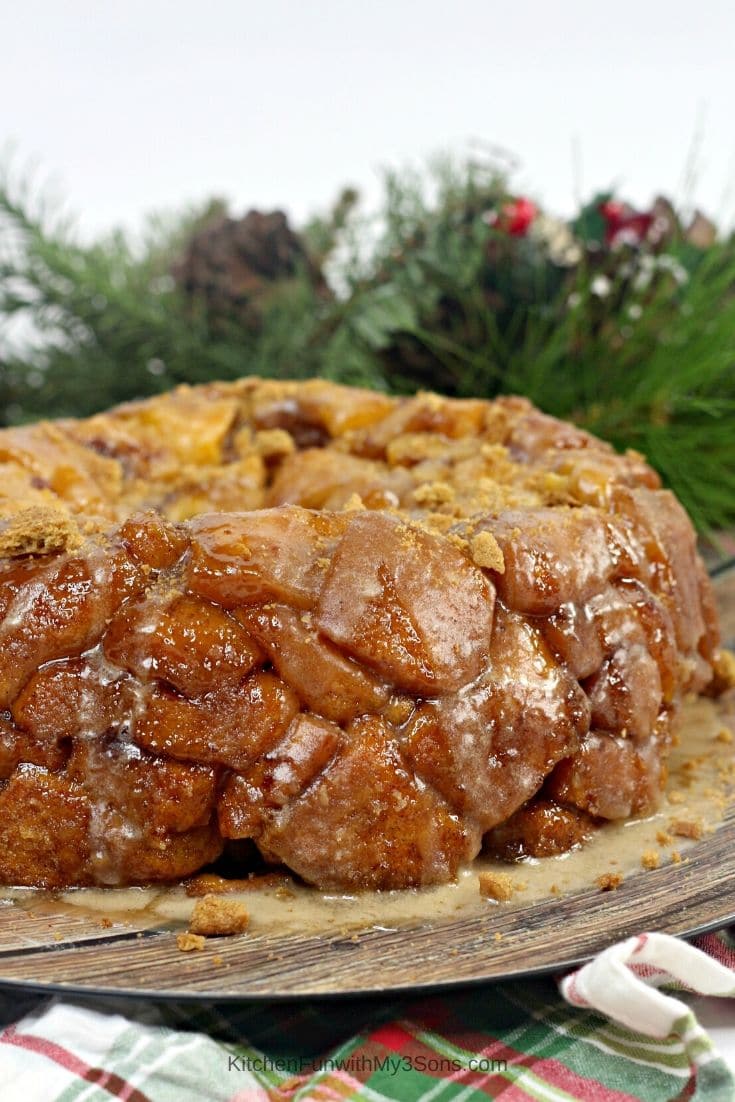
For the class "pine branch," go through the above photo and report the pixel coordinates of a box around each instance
[1,153,734,531]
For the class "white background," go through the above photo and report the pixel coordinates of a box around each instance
[2,0,735,236]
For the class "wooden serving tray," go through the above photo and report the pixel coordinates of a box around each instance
[0,566,733,1003]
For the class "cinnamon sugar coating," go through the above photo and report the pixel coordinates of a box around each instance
[0,378,724,889]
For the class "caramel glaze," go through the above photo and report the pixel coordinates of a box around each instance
[0,378,724,891]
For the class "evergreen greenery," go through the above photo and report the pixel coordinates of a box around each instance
[1,154,734,531]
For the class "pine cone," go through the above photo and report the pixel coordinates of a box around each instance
[173,210,327,332]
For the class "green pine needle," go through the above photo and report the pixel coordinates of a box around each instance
[1,154,734,532]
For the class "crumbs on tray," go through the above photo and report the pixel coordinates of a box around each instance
[189,893,250,936]
[176,893,251,951]
[177,932,206,952]
[669,817,704,840]
[596,872,623,892]
[478,871,526,901]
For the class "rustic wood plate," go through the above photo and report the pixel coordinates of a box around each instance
[0,565,733,1003]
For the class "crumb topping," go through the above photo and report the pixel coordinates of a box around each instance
[469,531,506,573]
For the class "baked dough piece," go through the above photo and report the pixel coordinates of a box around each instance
[0,379,723,889]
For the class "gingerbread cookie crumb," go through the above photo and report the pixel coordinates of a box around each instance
[469,531,506,573]
[711,649,735,694]
[445,531,470,552]
[189,893,250,936]
[412,481,455,508]
[596,872,623,892]
[669,817,703,840]
[177,932,206,952]
[479,871,523,901]
[342,492,365,512]
[0,506,83,557]
[253,428,295,460]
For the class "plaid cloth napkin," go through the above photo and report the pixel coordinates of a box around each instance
[2,930,735,1101]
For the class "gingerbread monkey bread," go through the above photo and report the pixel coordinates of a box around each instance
[0,378,726,890]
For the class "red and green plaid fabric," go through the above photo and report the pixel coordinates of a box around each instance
[2,930,735,1101]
